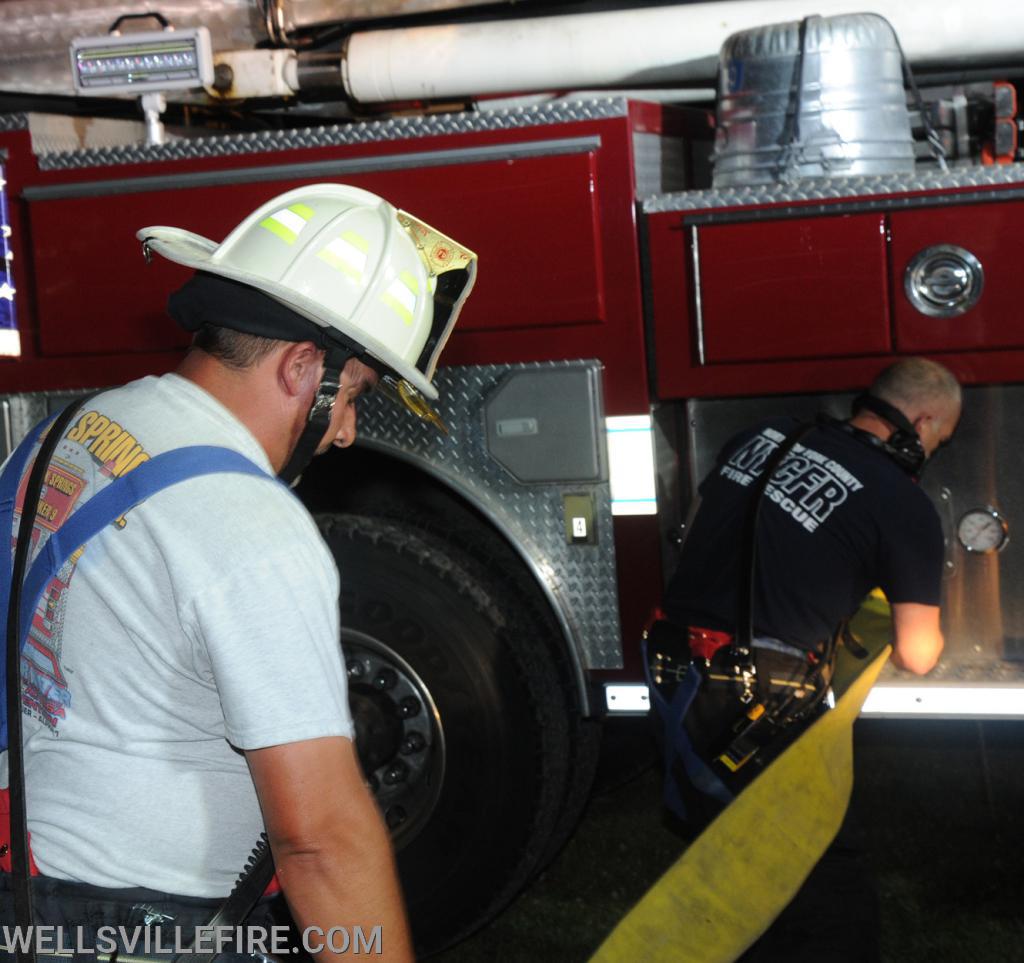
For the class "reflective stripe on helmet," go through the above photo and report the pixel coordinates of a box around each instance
[259,202,314,245]
[381,272,419,325]
[317,232,370,283]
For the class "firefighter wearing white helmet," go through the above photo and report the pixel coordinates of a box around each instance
[141,182,477,480]
[0,185,474,957]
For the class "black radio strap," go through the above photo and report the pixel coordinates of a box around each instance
[733,421,816,702]
[6,393,100,963]
[177,836,276,963]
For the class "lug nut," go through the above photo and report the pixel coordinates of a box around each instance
[373,668,398,691]
[346,659,365,679]
[397,696,421,719]
[401,732,426,754]
[383,761,409,785]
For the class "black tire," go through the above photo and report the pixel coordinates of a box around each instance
[316,513,578,955]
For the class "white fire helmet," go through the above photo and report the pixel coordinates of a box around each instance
[138,183,477,424]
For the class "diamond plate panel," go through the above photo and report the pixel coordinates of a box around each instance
[0,114,28,133]
[643,162,1024,212]
[34,98,629,170]
[0,360,623,671]
[356,360,622,671]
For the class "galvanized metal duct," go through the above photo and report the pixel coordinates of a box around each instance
[711,13,916,186]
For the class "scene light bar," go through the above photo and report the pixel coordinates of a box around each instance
[70,27,213,95]
[606,684,1024,718]
[861,685,1024,718]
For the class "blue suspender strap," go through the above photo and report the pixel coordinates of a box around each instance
[17,445,275,642]
[643,636,735,820]
[667,666,735,808]
[1,431,276,948]
[3,440,273,754]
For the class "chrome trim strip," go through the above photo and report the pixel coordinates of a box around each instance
[690,224,706,366]
[642,161,1024,214]
[1,398,12,461]
[33,98,627,169]
[23,135,602,202]
[677,186,1024,227]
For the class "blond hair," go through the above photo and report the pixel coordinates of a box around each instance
[870,358,961,414]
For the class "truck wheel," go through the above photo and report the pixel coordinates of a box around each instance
[316,513,576,954]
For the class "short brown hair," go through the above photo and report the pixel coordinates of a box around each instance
[192,324,281,369]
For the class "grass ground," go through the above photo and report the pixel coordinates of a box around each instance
[858,719,1024,960]
[435,718,1024,962]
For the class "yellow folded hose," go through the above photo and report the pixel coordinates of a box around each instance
[591,597,893,963]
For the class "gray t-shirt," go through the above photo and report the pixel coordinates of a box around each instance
[2,373,354,896]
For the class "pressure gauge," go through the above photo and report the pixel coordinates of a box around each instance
[956,507,1009,554]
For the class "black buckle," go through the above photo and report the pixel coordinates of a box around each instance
[645,620,691,686]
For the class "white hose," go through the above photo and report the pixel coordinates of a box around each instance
[343,0,1024,103]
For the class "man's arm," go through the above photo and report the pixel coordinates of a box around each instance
[246,736,413,961]
[889,602,944,675]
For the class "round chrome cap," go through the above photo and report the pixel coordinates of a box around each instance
[905,244,984,318]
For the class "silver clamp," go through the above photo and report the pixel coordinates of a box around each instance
[734,649,757,704]
[310,376,340,422]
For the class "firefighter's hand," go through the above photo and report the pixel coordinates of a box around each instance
[890,602,944,674]
[246,737,414,961]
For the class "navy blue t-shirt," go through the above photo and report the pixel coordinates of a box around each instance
[664,416,944,650]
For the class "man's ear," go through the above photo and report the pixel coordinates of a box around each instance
[278,341,324,398]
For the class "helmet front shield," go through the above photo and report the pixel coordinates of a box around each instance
[365,209,475,433]
[396,208,478,388]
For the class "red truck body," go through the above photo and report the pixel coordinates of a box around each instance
[3,91,1023,949]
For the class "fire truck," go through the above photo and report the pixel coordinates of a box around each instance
[1,0,1023,952]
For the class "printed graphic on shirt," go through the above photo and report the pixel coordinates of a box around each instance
[14,456,86,532]
[11,464,87,733]
[722,427,864,533]
[65,409,151,479]
[10,409,152,734]
[23,561,77,732]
